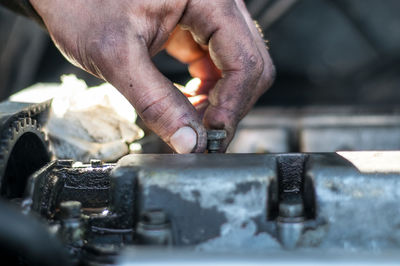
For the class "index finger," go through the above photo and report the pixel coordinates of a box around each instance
[180,1,273,150]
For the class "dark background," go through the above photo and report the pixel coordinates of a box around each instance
[1,0,400,106]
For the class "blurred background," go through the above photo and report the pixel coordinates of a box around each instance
[2,0,400,154]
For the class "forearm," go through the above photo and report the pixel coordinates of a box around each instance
[0,0,44,26]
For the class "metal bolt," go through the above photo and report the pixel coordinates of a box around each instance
[207,130,227,153]
[136,210,173,245]
[277,199,305,250]
[56,160,74,168]
[59,201,82,219]
[279,202,304,218]
[58,201,84,250]
[141,210,168,225]
[90,159,103,168]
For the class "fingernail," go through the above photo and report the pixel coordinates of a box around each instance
[170,126,197,154]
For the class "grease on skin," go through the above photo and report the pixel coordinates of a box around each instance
[30,0,274,153]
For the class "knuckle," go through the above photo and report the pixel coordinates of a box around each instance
[137,91,173,126]
[236,50,264,79]
[87,28,129,66]
[137,90,197,139]
[91,38,125,63]
[248,53,264,78]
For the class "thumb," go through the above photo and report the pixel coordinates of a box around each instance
[104,48,207,154]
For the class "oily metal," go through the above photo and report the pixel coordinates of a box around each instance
[207,129,227,153]
[2,102,400,264]
[19,152,400,261]
[0,101,51,199]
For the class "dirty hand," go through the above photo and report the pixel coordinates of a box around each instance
[30,0,275,153]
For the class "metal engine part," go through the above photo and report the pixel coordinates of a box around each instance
[229,107,400,153]
[0,101,51,199]
[0,102,400,265]
[18,152,400,264]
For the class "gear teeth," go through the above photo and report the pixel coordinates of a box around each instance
[0,102,52,189]
[0,116,51,184]
[12,121,21,132]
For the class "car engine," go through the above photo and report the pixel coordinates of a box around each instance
[0,101,400,265]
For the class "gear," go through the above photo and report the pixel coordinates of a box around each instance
[0,117,51,199]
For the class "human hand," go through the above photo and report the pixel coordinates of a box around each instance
[30,0,275,153]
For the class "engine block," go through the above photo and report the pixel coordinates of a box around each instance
[21,152,400,264]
